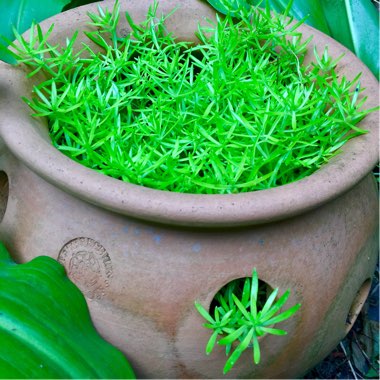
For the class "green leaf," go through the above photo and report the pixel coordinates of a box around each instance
[206,330,220,354]
[0,243,135,379]
[259,289,292,322]
[320,0,379,79]
[63,0,103,12]
[232,294,252,321]
[241,277,251,306]
[206,0,253,16]
[260,287,279,315]
[250,268,258,319]
[220,309,234,325]
[263,303,301,326]
[0,0,103,63]
[258,326,288,335]
[252,332,261,364]
[219,325,246,345]
[262,0,330,33]
[0,0,69,63]
[223,328,254,374]
[195,301,216,324]
[206,0,379,78]
[267,0,378,78]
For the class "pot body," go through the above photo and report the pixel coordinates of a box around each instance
[0,0,379,378]
[0,152,378,379]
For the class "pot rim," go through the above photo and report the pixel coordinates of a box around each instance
[0,0,378,227]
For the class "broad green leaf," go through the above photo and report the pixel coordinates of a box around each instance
[320,0,379,79]
[63,0,103,12]
[0,243,135,379]
[255,0,330,33]
[206,0,253,16]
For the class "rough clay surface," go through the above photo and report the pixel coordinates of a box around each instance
[0,0,378,378]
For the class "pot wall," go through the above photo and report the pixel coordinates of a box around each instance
[0,151,377,378]
[0,0,379,378]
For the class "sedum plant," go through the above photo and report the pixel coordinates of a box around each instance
[7,1,377,194]
[195,268,301,374]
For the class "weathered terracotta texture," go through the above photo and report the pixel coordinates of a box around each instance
[0,0,378,378]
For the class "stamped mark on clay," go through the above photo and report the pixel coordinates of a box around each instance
[58,237,113,300]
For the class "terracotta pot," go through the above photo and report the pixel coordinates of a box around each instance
[0,0,378,378]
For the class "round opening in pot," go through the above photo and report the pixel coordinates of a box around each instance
[210,276,273,316]
[195,269,301,374]
[0,171,9,223]
[345,278,372,333]
[11,2,376,195]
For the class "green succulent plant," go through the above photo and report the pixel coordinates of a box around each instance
[7,1,376,194]
[195,268,301,374]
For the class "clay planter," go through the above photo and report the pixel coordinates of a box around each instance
[0,0,378,378]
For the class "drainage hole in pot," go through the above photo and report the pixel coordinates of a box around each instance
[345,278,372,333]
[0,171,9,223]
[210,276,273,316]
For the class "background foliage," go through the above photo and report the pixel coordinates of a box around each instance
[1,0,378,77]
[206,0,379,78]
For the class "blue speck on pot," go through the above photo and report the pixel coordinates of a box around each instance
[192,243,202,253]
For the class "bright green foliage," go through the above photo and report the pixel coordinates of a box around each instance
[195,268,301,374]
[206,0,379,78]
[0,0,102,63]
[9,2,376,194]
[0,0,70,63]
[0,243,135,379]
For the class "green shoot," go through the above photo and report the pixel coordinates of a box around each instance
[195,268,301,374]
[11,1,376,194]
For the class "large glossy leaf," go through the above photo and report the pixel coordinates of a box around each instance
[320,0,379,79]
[251,0,330,34]
[0,243,135,379]
[63,0,104,11]
[206,0,253,16]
